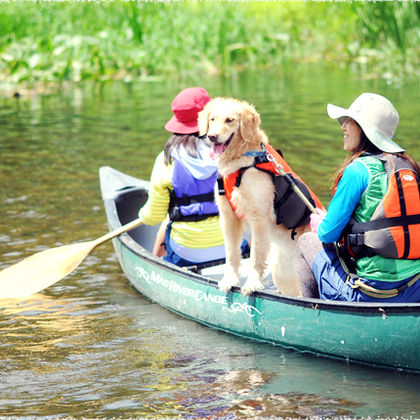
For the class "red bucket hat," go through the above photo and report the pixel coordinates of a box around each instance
[165,87,210,134]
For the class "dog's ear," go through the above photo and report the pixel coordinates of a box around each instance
[198,100,214,136]
[239,103,261,143]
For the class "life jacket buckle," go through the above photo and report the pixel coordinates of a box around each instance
[347,233,365,247]
[345,275,360,289]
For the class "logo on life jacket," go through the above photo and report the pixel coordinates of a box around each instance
[342,153,420,260]
[218,144,323,232]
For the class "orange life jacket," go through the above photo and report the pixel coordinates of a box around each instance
[218,144,323,232]
[343,153,420,260]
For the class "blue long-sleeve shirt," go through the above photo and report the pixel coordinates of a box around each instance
[318,160,370,243]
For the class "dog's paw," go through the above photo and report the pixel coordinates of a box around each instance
[241,272,264,296]
[218,267,240,293]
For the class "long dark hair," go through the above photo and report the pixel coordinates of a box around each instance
[163,133,201,165]
[331,129,420,196]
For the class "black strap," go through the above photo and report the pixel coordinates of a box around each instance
[395,172,410,259]
[350,214,420,233]
[235,166,253,188]
[217,174,225,196]
[169,190,218,222]
[170,191,215,206]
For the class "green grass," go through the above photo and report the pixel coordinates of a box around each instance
[0,1,419,91]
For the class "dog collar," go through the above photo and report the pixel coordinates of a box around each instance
[243,150,266,158]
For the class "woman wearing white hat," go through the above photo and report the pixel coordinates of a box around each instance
[296,93,420,302]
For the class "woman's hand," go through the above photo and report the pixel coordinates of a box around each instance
[310,208,327,234]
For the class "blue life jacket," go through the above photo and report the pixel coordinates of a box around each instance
[168,158,219,222]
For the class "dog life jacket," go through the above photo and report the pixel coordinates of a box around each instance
[341,153,420,260]
[218,143,323,231]
[168,158,219,222]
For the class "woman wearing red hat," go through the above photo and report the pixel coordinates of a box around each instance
[138,87,226,267]
[296,93,420,302]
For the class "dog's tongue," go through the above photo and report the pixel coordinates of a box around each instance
[212,143,227,157]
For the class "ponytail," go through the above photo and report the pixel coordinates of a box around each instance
[163,133,200,165]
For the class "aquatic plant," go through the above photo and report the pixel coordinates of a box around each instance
[0,2,419,92]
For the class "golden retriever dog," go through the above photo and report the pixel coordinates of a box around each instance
[198,97,315,296]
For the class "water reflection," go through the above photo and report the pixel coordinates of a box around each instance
[1,66,420,417]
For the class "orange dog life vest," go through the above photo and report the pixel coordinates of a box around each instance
[218,144,323,233]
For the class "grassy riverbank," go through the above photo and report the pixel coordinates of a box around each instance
[1,2,419,93]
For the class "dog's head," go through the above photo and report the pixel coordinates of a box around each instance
[198,97,263,158]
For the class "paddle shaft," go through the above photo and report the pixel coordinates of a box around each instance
[93,217,143,248]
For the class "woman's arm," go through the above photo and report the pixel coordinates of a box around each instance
[318,160,369,243]
[152,216,169,257]
[139,152,173,225]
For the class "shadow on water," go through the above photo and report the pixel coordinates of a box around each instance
[1,65,420,418]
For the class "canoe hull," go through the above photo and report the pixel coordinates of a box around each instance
[100,166,420,373]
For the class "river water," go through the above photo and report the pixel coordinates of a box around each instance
[0,66,419,418]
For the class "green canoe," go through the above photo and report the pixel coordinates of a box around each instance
[99,166,420,374]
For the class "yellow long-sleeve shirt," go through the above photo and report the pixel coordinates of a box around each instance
[139,151,225,250]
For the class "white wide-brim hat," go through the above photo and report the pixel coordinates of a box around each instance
[327,92,405,153]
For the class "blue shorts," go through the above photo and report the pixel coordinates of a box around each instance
[163,222,249,268]
[312,245,420,303]
[162,222,204,267]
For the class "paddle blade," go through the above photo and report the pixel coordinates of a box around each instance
[0,241,97,299]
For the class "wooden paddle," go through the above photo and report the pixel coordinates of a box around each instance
[0,218,143,299]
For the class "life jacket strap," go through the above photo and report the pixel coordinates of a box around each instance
[350,214,420,233]
[217,166,253,195]
[236,166,253,188]
[217,174,225,196]
[342,232,375,259]
[170,191,215,206]
[168,190,219,222]
[169,212,219,222]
